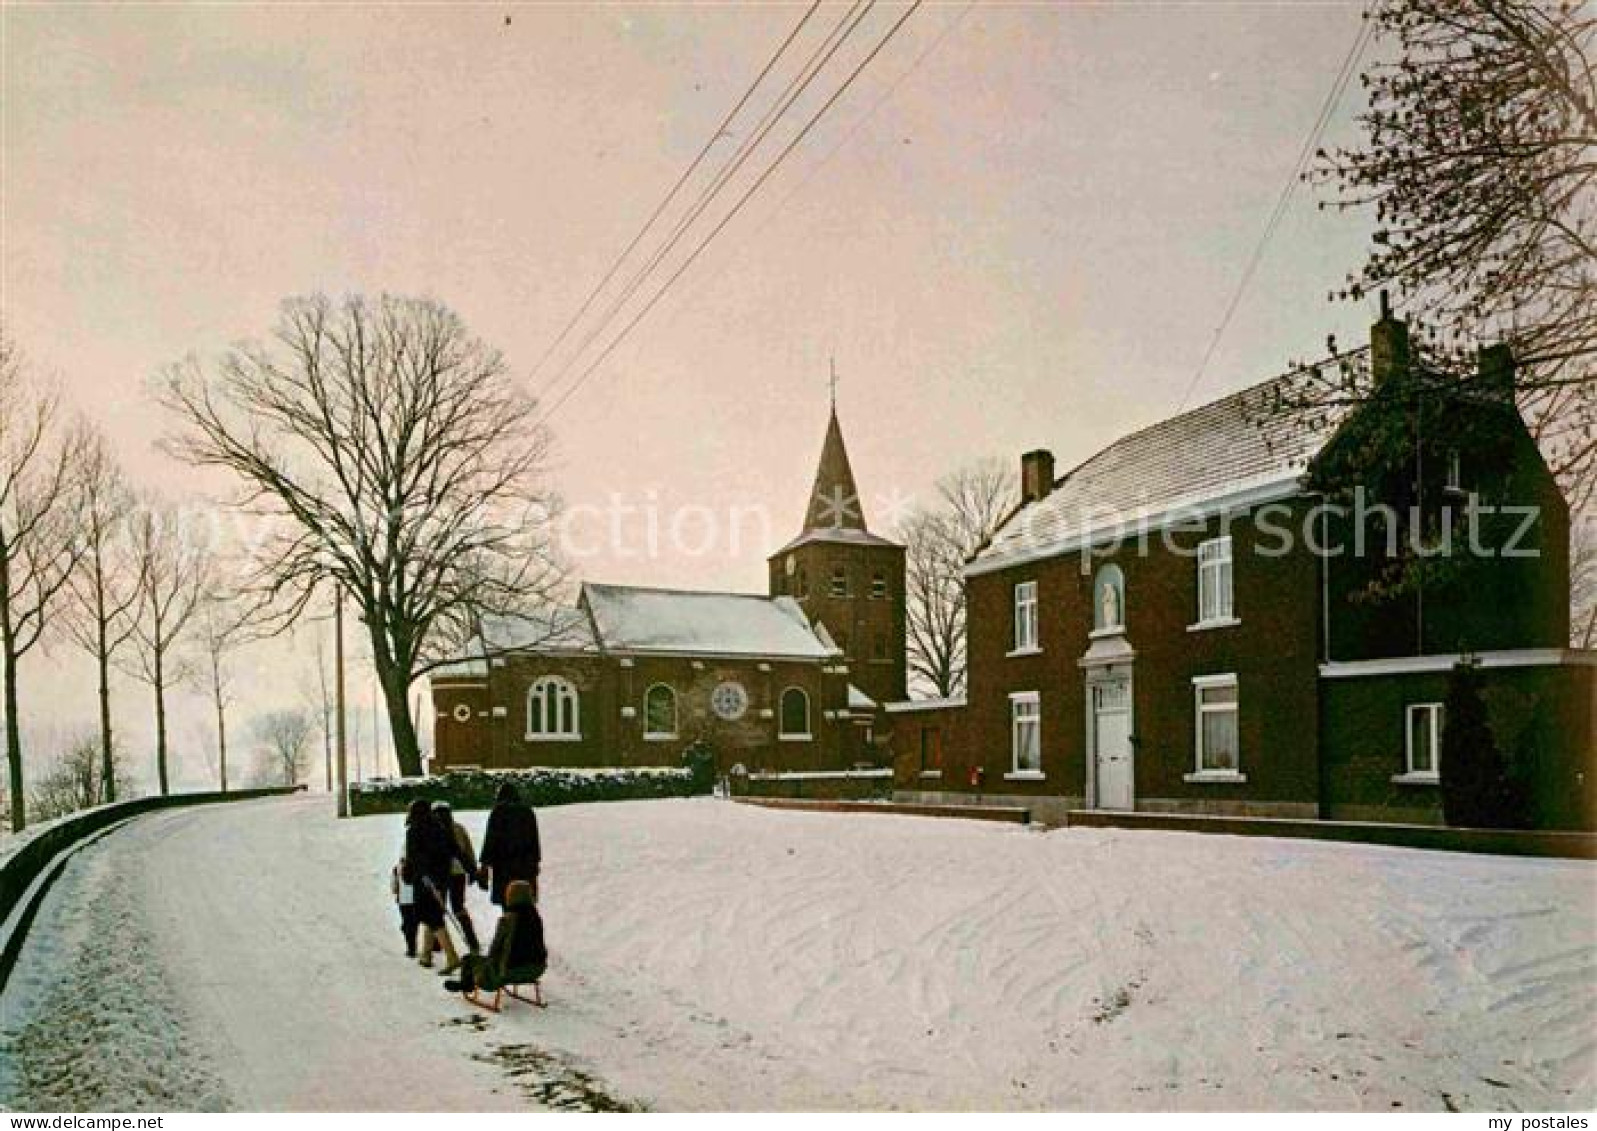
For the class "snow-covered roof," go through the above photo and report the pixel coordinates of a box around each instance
[582,583,838,660]
[884,696,967,714]
[969,360,1356,576]
[847,684,876,712]
[429,606,598,682]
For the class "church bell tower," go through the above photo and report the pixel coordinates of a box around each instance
[768,386,907,709]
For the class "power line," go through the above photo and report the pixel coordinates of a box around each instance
[535,0,874,405]
[523,1,822,391]
[535,0,925,428]
[1176,11,1375,411]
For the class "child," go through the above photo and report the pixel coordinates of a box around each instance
[444,879,546,995]
[392,857,419,957]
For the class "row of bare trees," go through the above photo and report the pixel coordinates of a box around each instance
[3,293,563,829]
[0,328,241,831]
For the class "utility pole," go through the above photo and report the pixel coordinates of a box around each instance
[335,589,348,819]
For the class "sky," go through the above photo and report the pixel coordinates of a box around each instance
[2,1,1379,796]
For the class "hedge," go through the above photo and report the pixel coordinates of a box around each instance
[348,755,715,817]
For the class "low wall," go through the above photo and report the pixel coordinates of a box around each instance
[348,765,707,816]
[735,797,1031,825]
[732,769,892,802]
[896,788,1080,828]
[1066,809,1597,859]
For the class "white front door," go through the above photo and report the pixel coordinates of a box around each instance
[1093,679,1133,810]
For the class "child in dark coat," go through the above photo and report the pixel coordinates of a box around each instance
[444,879,547,995]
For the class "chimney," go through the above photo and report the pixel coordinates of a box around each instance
[1370,290,1410,384]
[1476,342,1516,405]
[1020,449,1055,504]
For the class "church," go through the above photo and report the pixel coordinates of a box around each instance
[428,404,906,775]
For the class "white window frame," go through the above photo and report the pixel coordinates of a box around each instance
[871,571,888,600]
[1011,580,1040,654]
[779,687,812,741]
[1192,536,1237,630]
[526,675,581,742]
[1185,673,1243,781]
[830,567,849,598]
[1444,449,1464,494]
[1396,702,1443,783]
[1007,691,1043,779]
[643,683,678,741]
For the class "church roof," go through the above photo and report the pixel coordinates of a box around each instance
[803,408,869,534]
[427,606,598,681]
[969,358,1358,576]
[581,582,839,660]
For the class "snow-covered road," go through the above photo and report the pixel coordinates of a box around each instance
[1,794,1593,1111]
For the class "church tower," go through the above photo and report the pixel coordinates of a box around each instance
[768,399,907,709]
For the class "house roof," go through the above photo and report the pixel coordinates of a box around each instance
[581,582,838,659]
[969,359,1357,576]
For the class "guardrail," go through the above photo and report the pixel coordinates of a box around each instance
[0,785,304,992]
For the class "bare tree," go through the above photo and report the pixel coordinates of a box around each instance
[900,459,1019,698]
[196,587,246,792]
[63,429,144,803]
[29,730,131,823]
[1310,0,1597,499]
[127,502,209,796]
[160,294,563,776]
[253,708,314,788]
[1572,511,1597,648]
[0,328,87,831]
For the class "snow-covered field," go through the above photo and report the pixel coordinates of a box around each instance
[1,794,1593,1111]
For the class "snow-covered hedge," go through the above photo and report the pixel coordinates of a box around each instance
[347,764,708,816]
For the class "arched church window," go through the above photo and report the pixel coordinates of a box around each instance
[780,688,811,739]
[527,676,580,740]
[644,684,677,739]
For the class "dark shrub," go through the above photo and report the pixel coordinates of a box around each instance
[1439,660,1529,828]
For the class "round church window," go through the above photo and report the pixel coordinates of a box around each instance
[711,681,749,721]
[452,703,472,723]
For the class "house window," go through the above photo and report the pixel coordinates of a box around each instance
[527,676,580,741]
[919,726,942,774]
[871,571,888,599]
[644,684,677,739]
[1013,580,1039,652]
[1445,450,1464,493]
[1406,703,1443,778]
[830,567,850,598]
[1193,675,1239,774]
[1010,692,1041,774]
[1196,536,1234,624]
[780,688,811,739]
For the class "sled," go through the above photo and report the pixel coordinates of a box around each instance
[463,979,547,1014]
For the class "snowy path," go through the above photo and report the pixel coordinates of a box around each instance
[1,794,1593,1111]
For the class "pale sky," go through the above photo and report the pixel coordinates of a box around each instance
[2,1,1379,794]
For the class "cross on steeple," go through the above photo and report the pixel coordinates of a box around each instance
[829,356,838,412]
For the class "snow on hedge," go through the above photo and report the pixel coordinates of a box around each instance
[347,764,705,815]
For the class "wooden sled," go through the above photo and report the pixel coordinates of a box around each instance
[463,979,547,1014]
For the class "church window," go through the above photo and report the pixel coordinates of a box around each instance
[527,676,580,741]
[779,687,811,739]
[870,571,888,599]
[830,566,850,598]
[644,684,678,739]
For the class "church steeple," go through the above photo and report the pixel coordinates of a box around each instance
[803,406,868,533]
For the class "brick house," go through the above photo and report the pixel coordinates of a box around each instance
[891,312,1595,829]
[429,405,905,774]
